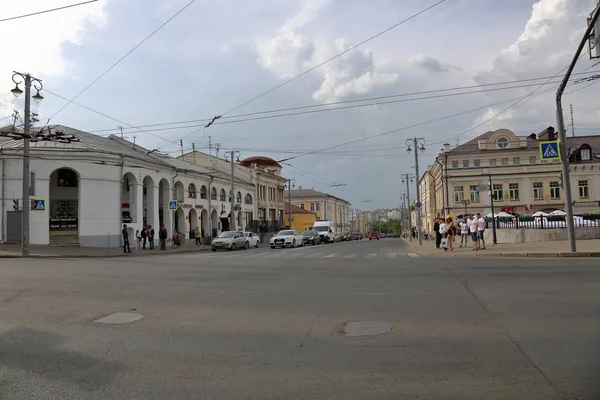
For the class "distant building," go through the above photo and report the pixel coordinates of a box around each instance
[284,202,317,232]
[285,188,351,232]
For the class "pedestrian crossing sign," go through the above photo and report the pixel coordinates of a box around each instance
[168,200,178,210]
[539,141,560,161]
[33,198,46,212]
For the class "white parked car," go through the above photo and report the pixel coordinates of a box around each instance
[244,232,260,248]
[270,230,304,249]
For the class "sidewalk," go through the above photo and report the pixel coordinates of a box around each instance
[0,243,211,259]
[403,237,600,258]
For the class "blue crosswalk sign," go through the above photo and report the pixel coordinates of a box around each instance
[168,200,178,210]
[539,141,560,161]
[33,198,46,212]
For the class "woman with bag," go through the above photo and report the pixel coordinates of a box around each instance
[445,217,455,251]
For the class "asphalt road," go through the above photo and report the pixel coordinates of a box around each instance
[1,239,599,399]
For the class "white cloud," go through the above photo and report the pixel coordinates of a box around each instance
[313,39,398,103]
[0,0,108,119]
[257,30,315,78]
[281,0,332,32]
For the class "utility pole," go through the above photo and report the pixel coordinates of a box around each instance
[407,138,426,246]
[192,143,196,162]
[570,103,575,138]
[225,151,241,231]
[208,136,212,156]
[285,178,296,229]
[401,173,415,241]
[180,140,184,156]
[554,3,600,252]
[118,126,124,139]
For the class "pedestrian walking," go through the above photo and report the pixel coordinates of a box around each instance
[434,218,441,249]
[476,212,486,250]
[173,230,181,247]
[135,229,142,251]
[141,226,147,249]
[470,216,479,251]
[159,225,167,250]
[459,218,469,247]
[194,226,201,247]
[122,224,132,253]
[439,219,447,251]
[148,225,155,249]
[445,217,455,251]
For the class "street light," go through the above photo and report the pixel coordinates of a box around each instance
[224,150,241,231]
[11,71,43,257]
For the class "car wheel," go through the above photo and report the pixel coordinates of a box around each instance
[292,239,296,248]
[255,241,259,248]
[212,248,217,252]
[270,246,275,249]
[244,241,249,250]
[230,243,236,251]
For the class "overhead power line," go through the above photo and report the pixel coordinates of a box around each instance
[47,0,196,121]
[0,0,99,23]
[159,0,448,150]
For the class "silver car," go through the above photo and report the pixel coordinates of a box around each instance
[211,231,248,251]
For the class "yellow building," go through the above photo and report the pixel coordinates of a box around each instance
[284,202,317,232]
[285,188,351,231]
[421,127,600,223]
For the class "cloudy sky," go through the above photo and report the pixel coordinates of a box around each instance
[1,0,600,209]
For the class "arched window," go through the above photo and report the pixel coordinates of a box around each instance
[220,189,226,201]
[211,187,217,200]
[496,137,509,149]
[200,185,207,199]
[188,183,197,198]
[245,193,253,205]
[236,191,242,203]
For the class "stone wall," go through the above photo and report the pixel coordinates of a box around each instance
[495,228,600,243]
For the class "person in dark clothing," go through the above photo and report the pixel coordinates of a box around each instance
[122,224,132,253]
[434,218,441,249]
[148,225,155,249]
[159,225,168,250]
[141,227,147,249]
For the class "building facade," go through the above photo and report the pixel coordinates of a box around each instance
[0,125,256,247]
[420,128,600,231]
[284,202,317,232]
[285,188,351,232]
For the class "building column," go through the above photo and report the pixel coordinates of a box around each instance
[134,183,143,226]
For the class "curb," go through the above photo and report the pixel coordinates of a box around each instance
[0,247,211,259]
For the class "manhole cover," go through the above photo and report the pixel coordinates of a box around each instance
[94,312,144,325]
[340,321,392,338]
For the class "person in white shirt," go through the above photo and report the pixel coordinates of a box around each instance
[476,212,486,250]
[459,218,469,247]
[469,216,479,250]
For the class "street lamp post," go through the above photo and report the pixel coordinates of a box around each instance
[224,150,241,231]
[401,173,415,241]
[285,178,295,229]
[10,72,44,257]
[460,199,471,217]
[407,138,426,245]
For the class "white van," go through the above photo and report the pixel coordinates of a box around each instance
[312,220,335,243]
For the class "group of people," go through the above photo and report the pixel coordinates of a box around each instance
[121,224,170,253]
[433,213,487,252]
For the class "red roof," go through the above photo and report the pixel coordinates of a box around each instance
[239,156,282,168]
[284,202,315,215]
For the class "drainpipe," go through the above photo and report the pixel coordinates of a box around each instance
[118,155,124,247]
[1,149,5,243]
[208,174,214,240]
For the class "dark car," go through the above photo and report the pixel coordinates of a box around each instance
[340,232,352,241]
[302,230,321,245]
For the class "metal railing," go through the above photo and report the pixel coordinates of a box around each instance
[485,216,600,229]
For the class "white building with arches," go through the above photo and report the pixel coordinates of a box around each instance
[0,125,257,247]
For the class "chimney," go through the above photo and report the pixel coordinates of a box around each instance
[538,126,556,141]
[528,133,537,140]
[442,143,451,153]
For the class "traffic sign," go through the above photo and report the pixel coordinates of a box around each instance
[32,198,46,212]
[168,200,178,210]
[540,141,560,160]
[415,201,422,208]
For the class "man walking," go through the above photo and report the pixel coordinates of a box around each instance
[476,212,486,250]
[141,226,147,249]
[195,226,201,247]
[159,224,168,250]
[433,218,441,249]
[122,224,132,253]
